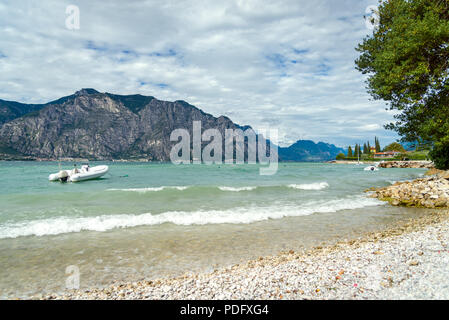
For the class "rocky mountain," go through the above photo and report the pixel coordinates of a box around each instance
[0,89,342,162]
[0,89,258,161]
[0,93,79,125]
[279,140,345,162]
[0,100,45,125]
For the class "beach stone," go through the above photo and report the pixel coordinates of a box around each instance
[370,175,449,209]
[40,212,449,300]
[440,171,449,180]
[378,161,434,169]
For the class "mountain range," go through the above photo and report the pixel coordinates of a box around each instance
[278,140,344,162]
[0,89,344,162]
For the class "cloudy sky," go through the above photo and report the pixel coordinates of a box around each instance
[0,0,398,148]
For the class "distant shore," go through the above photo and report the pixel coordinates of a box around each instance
[328,160,376,164]
[0,156,151,162]
[40,208,449,300]
[1,158,434,168]
[329,160,434,169]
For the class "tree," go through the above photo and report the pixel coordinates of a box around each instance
[356,0,449,169]
[375,137,381,153]
[354,144,361,158]
[384,142,406,153]
[347,146,353,157]
[336,152,346,160]
[430,143,449,168]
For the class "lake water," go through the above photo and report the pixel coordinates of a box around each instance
[0,161,428,298]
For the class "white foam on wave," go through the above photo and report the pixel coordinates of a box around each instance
[288,182,329,190]
[109,183,330,193]
[107,186,190,193]
[0,195,384,239]
[218,186,258,192]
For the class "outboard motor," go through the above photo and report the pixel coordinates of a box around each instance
[58,170,69,183]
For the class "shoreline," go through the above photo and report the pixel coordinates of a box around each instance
[40,208,449,300]
[329,160,434,168]
[369,170,449,208]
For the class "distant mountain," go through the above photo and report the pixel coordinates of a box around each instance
[0,94,80,125]
[401,142,415,152]
[279,140,345,162]
[0,99,44,125]
[0,89,258,160]
[0,89,341,162]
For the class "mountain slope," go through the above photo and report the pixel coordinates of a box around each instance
[0,91,82,125]
[0,89,342,162]
[279,140,344,162]
[0,89,251,160]
[0,100,45,125]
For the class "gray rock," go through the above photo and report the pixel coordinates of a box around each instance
[0,89,257,161]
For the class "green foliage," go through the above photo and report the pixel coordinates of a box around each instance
[375,136,381,153]
[383,142,406,152]
[336,152,346,160]
[415,141,433,151]
[400,150,429,160]
[356,0,449,169]
[361,153,371,160]
[430,142,449,169]
[353,144,361,158]
[347,146,353,157]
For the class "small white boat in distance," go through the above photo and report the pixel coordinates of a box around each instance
[364,165,379,172]
[49,164,109,182]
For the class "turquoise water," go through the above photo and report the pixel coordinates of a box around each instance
[0,161,427,298]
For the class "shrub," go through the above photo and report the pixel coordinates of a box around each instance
[430,142,449,170]
[336,153,346,160]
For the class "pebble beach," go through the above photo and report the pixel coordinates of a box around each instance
[41,209,449,300]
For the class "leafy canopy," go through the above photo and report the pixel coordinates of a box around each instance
[355,0,449,168]
[336,152,346,160]
[383,142,406,152]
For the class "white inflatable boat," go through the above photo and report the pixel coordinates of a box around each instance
[49,165,109,182]
[364,165,379,172]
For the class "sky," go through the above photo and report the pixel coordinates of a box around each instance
[0,0,399,148]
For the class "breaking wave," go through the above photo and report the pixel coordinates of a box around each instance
[107,186,190,193]
[0,195,383,239]
[218,186,258,192]
[108,183,330,194]
[287,182,329,190]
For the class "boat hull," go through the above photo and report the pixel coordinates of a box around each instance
[48,165,109,182]
[364,166,379,171]
[48,170,71,181]
[70,165,109,182]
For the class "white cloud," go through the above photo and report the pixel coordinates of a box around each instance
[358,124,381,131]
[0,0,398,147]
